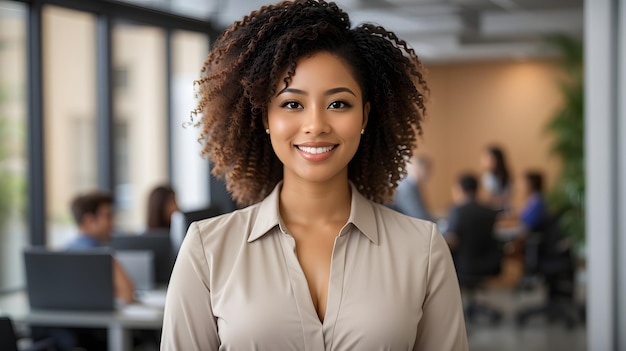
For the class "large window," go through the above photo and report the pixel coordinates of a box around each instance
[2,0,214,286]
[113,23,168,233]
[171,30,210,211]
[0,0,28,291]
[43,6,98,248]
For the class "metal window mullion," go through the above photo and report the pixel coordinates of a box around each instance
[14,0,216,34]
[26,0,46,246]
[97,14,114,192]
[166,29,173,182]
[614,0,626,350]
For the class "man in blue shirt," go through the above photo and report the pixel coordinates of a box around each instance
[390,155,435,222]
[37,192,135,350]
[66,191,135,301]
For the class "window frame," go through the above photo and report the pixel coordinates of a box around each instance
[14,0,219,245]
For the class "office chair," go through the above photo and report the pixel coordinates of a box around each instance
[457,249,504,325]
[0,316,55,351]
[515,213,581,328]
[449,202,503,325]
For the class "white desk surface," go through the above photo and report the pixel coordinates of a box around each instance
[0,289,165,351]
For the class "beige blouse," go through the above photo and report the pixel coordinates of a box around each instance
[161,183,468,350]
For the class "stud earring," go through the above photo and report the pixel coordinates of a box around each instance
[265,128,270,135]
[361,129,365,135]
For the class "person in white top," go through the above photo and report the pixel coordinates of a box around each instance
[480,145,512,213]
[161,1,468,350]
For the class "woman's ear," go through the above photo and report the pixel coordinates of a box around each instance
[262,115,269,131]
[362,102,371,129]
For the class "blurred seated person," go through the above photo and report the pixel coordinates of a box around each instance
[390,155,434,222]
[494,171,548,256]
[519,171,548,232]
[445,173,502,323]
[66,191,135,303]
[37,192,135,351]
[146,184,179,230]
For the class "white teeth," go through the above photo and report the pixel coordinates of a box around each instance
[297,145,335,154]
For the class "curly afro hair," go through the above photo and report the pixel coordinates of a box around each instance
[193,0,428,207]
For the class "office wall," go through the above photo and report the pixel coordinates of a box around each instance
[416,59,564,215]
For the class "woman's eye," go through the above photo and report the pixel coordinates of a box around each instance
[328,101,351,109]
[281,101,302,109]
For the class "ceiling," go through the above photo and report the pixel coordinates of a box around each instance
[136,0,584,63]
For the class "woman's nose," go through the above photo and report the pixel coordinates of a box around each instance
[302,107,330,135]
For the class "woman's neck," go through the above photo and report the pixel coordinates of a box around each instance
[279,177,352,228]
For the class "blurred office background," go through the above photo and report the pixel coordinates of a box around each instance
[1,0,624,350]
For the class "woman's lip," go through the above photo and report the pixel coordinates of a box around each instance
[295,144,338,162]
[295,142,337,147]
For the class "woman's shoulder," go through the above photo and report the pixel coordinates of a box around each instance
[371,202,438,239]
[191,202,264,242]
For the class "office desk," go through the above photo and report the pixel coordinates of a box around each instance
[0,290,165,351]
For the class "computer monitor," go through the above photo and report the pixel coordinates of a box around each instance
[170,206,224,255]
[114,250,155,291]
[24,248,115,311]
[110,232,173,285]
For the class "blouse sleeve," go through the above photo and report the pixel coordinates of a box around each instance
[161,222,220,350]
[414,224,468,351]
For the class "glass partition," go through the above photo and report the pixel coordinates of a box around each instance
[113,23,168,233]
[43,6,98,249]
[171,30,210,211]
[0,0,28,291]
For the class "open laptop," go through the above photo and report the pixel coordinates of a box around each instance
[23,248,115,311]
[110,232,173,285]
[114,250,155,291]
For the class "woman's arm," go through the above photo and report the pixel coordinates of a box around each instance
[161,222,220,350]
[414,224,468,351]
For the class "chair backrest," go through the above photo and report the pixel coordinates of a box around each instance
[537,213,574,275]
[24,248,115,311]
[0,316,19,351]
[453,202,502,278]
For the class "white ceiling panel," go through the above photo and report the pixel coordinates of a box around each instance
[120,0,583,62]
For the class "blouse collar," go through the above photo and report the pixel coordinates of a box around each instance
[248,181,378,244]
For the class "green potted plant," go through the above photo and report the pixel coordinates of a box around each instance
[544,35,585,250]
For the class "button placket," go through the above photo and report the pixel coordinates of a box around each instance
[278,232,326,350]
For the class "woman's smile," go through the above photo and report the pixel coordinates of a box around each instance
[266,51,369,184]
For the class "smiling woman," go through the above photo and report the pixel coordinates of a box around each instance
[161,1,468,350]
[267,52,369,186]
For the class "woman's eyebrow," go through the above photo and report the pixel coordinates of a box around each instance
[325,87,356,97]
[277,87,356,97]
[277,87,307,96]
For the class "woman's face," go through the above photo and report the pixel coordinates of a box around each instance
[266,51,369,185]
[480,150,495,171]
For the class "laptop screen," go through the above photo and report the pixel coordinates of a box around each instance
[110,233,173,285]
[24,248,114,311]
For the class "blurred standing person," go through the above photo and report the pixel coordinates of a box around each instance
[480,145,512,213]
[146,184,179,230]
[391,155,434,222]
